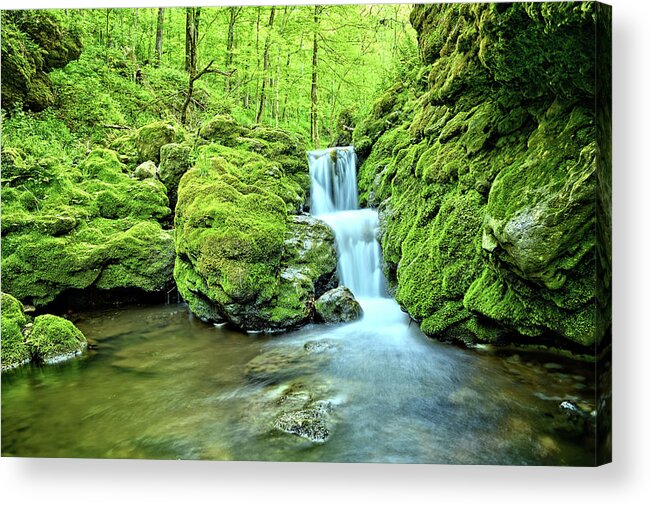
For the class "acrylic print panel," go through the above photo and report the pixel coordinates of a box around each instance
[0,1,611,466]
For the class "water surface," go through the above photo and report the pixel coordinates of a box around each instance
[2,300,596,464]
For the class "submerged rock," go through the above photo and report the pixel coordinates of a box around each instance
[304,339,339,354]
[244,348,311,384]
[315,287,363,323]
[273,402,331,443]
[552,400,593,438]
[244,344,331,384]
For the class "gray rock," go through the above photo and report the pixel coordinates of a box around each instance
[315,286,363,323]
[304,339,338,354]
[134,160,157,180]
[273,402,332,443]
[552,400,592,438]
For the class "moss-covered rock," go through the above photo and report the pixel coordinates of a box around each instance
[134,160,157,180]
[314,287,363,324]
[136,122,184,164]
[197,114,310,195]
[198,114,244,143]
[1,10,81,111]
[355,2,608,351]
[1,293,31,370]
[174,120,336,332]
[1,148,174,306]
[26,314,87,364]
[158,142,193,208]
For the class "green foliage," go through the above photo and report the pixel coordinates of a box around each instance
[2,5,417,150]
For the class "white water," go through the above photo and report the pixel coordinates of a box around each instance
[308,146,384,299]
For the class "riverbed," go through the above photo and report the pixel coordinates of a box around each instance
[2,300,596,464]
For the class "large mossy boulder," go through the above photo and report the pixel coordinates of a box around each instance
[174,120,337,332]
[1,10,82,111]
[355,3,609,351]
[108,121,185,168]
[1,293,30,370]
[1,148,175,307]
[198,115,310,195]
[158,142,193,208]
[26,314,87,364]
[136,122,184,164]
[315,287,363,324]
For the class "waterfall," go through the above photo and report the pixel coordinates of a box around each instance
[308,146,384,299]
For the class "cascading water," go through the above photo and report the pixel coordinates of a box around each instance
[308,146,384,299]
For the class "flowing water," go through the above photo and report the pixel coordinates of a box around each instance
[1,147,596,464]
[309,146,384,298]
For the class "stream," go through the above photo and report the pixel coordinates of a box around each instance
[1,147,596,464]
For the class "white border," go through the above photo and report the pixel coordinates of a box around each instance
[2,0,650,504]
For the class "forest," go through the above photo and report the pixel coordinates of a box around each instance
[1,3,610,466]
[2,5,415,146]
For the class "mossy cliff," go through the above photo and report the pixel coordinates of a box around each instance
[174,116,337,332]
[1,146,175,307]
[354,2,610,351]
[1,10,81,111]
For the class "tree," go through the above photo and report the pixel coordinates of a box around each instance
[181,60,234,124]
[224,6,241,92]
[155,8,164,67]
[185,7,200,75]
[256,6,276,124]
[310,6,323,147]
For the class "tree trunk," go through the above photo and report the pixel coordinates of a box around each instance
[133,8,139,60]
[105,9,110,49]
[224,7,239,92]
[253,7,261,112]
[105,9,111,69]
[155,8,164,67]
[274,51,280,128]
[310,6,321,148]
[256,7,276,124]
[185,7,200,75]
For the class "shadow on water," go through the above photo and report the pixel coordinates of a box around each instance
[2,301,596,465]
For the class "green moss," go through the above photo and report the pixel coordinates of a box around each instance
[2,292,27,326]
[135,122,184,163]
[26,314,87,364]
[175,124,335,331]
[158,143,193,208]
[1,10,81,112]
[1,317,31,370]
[1,293,31,370]
[2,148,174,306]
[198,115,244,143]
[357,2,603,351]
